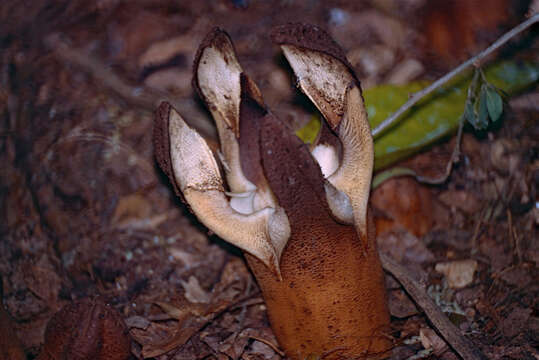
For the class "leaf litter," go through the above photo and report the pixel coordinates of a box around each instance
[0,0,537,359]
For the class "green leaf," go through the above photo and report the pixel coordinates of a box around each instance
[485,85,503,122]
[477,85,489,130]
[295,115,321,144]
[464,99,476,126]
[364,60,539,170]
[295,60,537,170]
[372,167,417,189]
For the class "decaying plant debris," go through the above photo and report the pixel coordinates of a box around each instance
[0,1,537,359]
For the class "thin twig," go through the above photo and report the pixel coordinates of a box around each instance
[143,291,261,358]
[380,254,487,360]
[372,13,539,138]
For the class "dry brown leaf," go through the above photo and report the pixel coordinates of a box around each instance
[138,34,198,69]
[372,177,434,237]
[439,190,482,215]
[111,193,171,231]
[501,307,532,339]
[388,289,419,318]
[141,259,252,358]
[385,58,424,85]
[499,266,533,287]
[143,68,192,95]
[111,193,153,225]
[181,276,211,304]
[421,0,520,65]
[435,259,478,289]
[377,228,435,265]
[22,256,62,309]
[0,302,25,360]
[37,298,130,360]
[419,327,448,355]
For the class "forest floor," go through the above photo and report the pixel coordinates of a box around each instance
[1,1,537,359]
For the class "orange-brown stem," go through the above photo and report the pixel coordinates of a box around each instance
[246,212,390,360]
[242,109,391,359]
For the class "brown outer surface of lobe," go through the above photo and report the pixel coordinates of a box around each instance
[244,113,391,359]
[153,101,182,198]
[238,74,269,189]
[270,23,361,89]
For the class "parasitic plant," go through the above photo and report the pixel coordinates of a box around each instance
[154,24,391,360]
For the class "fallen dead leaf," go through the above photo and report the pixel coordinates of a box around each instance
[438,190,482,215]
[140,259,253,358]
[421,0,516,65]
[0,299,25,360]
[168,248,201,268]
[109,8,194,65]
[138,33,199,69]
[124,315,151,330]
[419,327,447,355]
[479,237,512,272]
[377,228,435,265]
[251,339,279,359]
[435,259,478,289]
[37,297,131,360]
[217,330,250,359]
[388,289,418,318]
[498,266,533,287]
[129,321,177,352]
[22,256,62,309]
[330,10,410,50]
[143,68,192,95]
[111,193,153,226]
[372,177,434,237]
[347,44,396,79]
[181,276,211,304]
[490,138,521,174]
[385,58,424,85]
[501,307,532,339]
